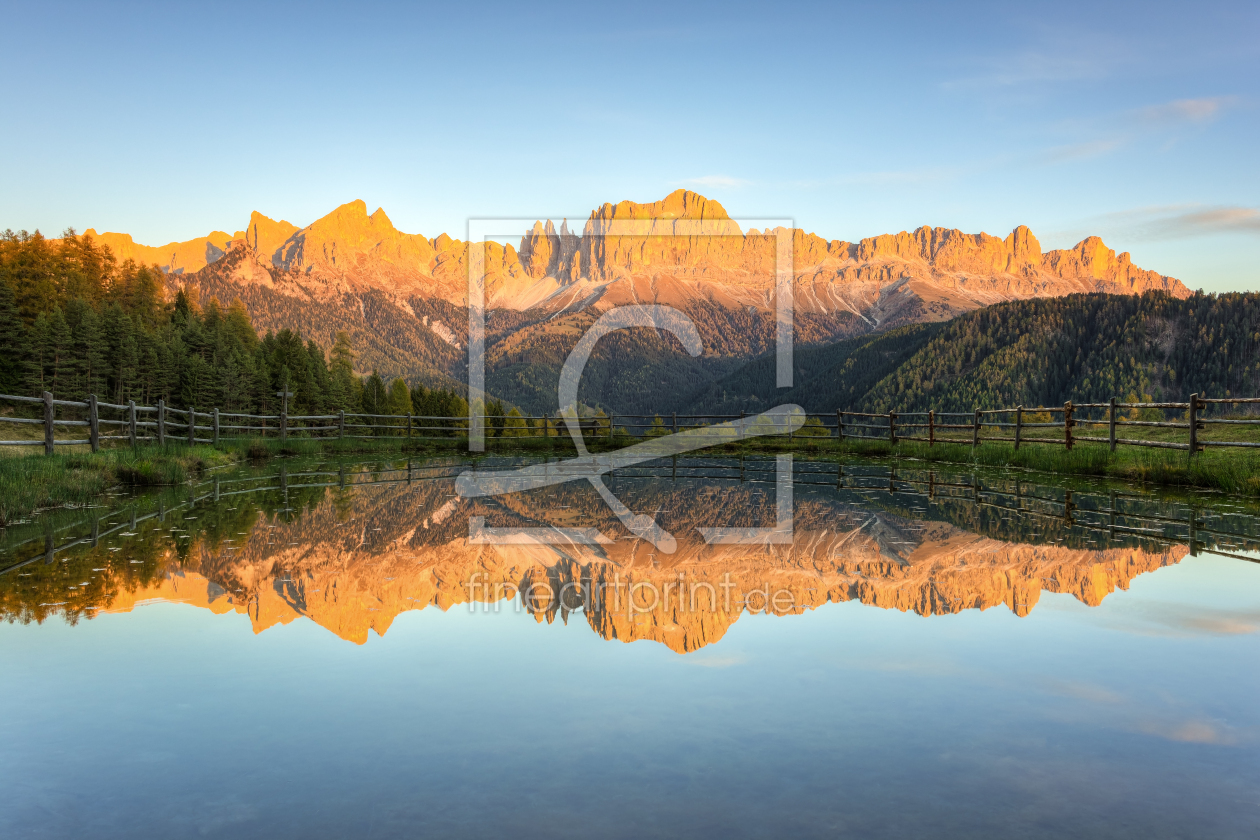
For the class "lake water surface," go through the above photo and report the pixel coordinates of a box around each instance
[2,456,1258,838]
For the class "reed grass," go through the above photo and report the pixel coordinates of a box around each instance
[0,445,234,526]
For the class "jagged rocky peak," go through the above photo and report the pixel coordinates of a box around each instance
[272,199,438,274]
[238,211,300,265]
[519,217,582,282]
[83,191,1191,324]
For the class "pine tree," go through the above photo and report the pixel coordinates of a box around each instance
[44,308,71,396]
[65,297,108,399]
[361,371,388,418]
[484,398,505,438]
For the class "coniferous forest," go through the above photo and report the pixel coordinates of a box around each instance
[7,228,1260,426]
[0,229,467,420]
[684,291,1260,415]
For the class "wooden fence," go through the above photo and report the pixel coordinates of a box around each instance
[2,391,1259,456]
[4,459,1259,575]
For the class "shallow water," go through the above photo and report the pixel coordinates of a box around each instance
[2,456,1258,838]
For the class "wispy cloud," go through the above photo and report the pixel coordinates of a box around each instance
[942,42,1122,89]
[1045,680,1126,705]
[1029,95,1239,168]
[1057,204,1260,243]
[1039,675,1252,747]
[1135,96,1237,126]
[1150,207,1260,238]
[1036,138,1125,164]
[1107,599,1260,636]
[1137,717,1240,745]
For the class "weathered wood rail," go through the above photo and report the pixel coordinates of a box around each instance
[1,391,1258,456]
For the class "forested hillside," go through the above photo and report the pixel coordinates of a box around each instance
[675,325,941,415]
[6,229,1252,425]
[0,229,467,420]
[683,292,1260,414]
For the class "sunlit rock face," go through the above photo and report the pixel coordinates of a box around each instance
[72,192,1190,407]
[57,475,1187,652]
[87,189,1186,325]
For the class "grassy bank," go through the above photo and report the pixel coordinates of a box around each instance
[0,445,236,526]
[0,435,584,524]
[731,436,1260,496]
[3,430,1258,526]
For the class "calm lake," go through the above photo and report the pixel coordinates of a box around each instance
[2,455,1258,838]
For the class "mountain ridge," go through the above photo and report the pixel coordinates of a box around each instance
[77,191,1192,412]
[86,190,1189,324]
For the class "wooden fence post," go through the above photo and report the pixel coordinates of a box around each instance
[188,405,196,445]
[157,399,166,446]
[1014,405,1023,451]
[740,410,747,442]
[128,400,137,447]
[407,413,412,439]
[672,412,678,435]
[42,391,54,456]
[1188,393,1199,456]
[1109,397,1117,452]
[972,408,980,448]
[278,390,290,442]
[1064,401,1074,450]
[1107,489,1116,539]
[889,410,897,445]
[836,410,844,443]
[608,414,614,439]
[928,410,935,446]
[88,394,99,453]
[339,410,345,439]
[213,408,220,445]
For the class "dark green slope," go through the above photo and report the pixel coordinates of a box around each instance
[680,292,1260,414]
[484,304,866,416]
[678,324,941,415]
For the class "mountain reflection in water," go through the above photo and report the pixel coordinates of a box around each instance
[3,457,1255,651]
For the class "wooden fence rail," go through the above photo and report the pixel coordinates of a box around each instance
[2,391,1259,456]
[5,459,1260,576]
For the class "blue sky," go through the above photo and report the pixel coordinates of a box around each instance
[1,0,1256,291]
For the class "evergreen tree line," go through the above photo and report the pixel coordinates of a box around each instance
[686,292,1260,416]
[0,229,468,427]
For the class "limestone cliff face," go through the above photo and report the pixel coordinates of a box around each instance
[519,191,1189,327]
[87,228,233,275]
[238,211,300,264]
[96,190,1188,328]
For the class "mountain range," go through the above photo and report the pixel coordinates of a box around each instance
[87,190,1191,414]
